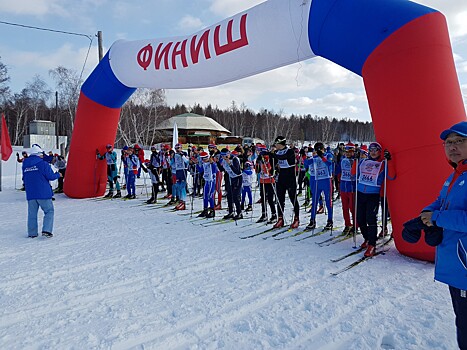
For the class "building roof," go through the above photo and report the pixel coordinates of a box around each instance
[155,113,230,134]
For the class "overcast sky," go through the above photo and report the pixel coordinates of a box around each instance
[1,0,466,122]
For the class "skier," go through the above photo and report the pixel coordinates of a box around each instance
[53,155,67,193]
[122,146,140,199]
[306,142,334,230]
[351,142,395,257]
[255,145,277,223]
[133,144,145,178]
[197,151,217,218]
[336,142,357,234]
[241,161,254,212]
[220,148,243,220]
[171,143,189,210]
[268,136,300,229]
[96,144,122,198]
[142,145,161,204]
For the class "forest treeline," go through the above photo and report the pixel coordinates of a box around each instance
[0,57,375,149]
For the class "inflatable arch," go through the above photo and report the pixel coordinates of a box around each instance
[64,0,466,262]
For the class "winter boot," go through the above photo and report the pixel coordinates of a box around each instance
[113,191,122,199]
[360,240,368,249]
[306,219,316,230]
[223,212,234,220]
[175,201,186,210]
[317,205,325,214]
[198,208,208,218]
[378,227,389,238]
[324,220,333,231]
[206,208,215,218]
[267,213,277,225]
[104,191,114,198]
[42,231,53,238]
[273,217,284,229]
[257,213,267,223]
[234,212,243,220]
[290,216,299,229]
[364,245,376,257]
[245,204,253,212]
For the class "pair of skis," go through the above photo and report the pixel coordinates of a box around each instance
[329,237,393,276]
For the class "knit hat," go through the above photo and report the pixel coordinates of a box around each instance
[200,151,209,160]
[244,161,252,169]
[440,121,467,140]
[208,143,217,149]
[345,142,355,150]
[369,142,382,151]
[220,148,230,156]
[360,144,368,155]
[274,136,287,145]
[29,144,43,156]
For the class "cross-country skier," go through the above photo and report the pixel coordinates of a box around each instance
[220,148,242,220]
[171,144,189,210]
[96,144,122,198]
[122,146,140,199]
[197,151,217,218]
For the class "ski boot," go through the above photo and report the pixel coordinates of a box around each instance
[113,191,122,199]
[198,208,208,218]
[273,217,284,229]
[146,197,156,204]
[206,208,215,218]
[306,219,316,230]
[167,197,177,205]
[256,213,267,223]
[104,191,114,198]
[245,204,253,212]
[130,194,136,199]
[124,193,132,199]
[364,245,376,257]
[223,212,234,220]
[234,212,243,220]
[323,220,333,231]
[175,201,186,210]
[267,213,277,225]
[290,216,299,229]
[316,205,325,214]
[360,240,368,249]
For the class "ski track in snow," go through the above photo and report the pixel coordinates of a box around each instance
[0,148,458,349]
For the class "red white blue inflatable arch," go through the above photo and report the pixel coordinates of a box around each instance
[64,0,466,262]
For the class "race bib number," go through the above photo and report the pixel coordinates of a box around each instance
[358,160,382,187]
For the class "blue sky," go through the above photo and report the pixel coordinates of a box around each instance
[1,0,466,122]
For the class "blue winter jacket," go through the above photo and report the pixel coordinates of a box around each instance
[424,160,467,290]
[22,155,60,200]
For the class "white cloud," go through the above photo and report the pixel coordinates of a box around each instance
[177,15,204,32]
[209,0,264,17]
[0,0,66,16]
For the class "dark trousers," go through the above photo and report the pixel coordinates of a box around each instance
[276,180,299,218]
[162,169,172,195]
[225,176,241,214]
[356,192,380,246]
[450,286,467,350]
[259,182,276,216]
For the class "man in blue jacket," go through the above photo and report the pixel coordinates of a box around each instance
[22,144,61,238]
[421,121,467,350]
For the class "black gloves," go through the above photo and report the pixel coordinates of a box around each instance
[384,149,391,160]
[16,152,19,157]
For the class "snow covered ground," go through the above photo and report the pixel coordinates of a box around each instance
[0,147,458,349]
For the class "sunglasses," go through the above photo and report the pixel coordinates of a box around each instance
[369,147,381,152]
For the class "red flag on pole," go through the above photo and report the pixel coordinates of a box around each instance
[1,113,13,161]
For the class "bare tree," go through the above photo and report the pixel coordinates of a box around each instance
[0,56,10,106]
[25,75,52,120]
[49,66,81,133]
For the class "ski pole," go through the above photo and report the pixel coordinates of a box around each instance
[381,159,388,239]
[190,166,197,218]
[14,158,18,190]
[352,159,359,248]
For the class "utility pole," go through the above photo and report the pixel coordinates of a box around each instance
[97,31,103,61]
[56,91,59,150]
